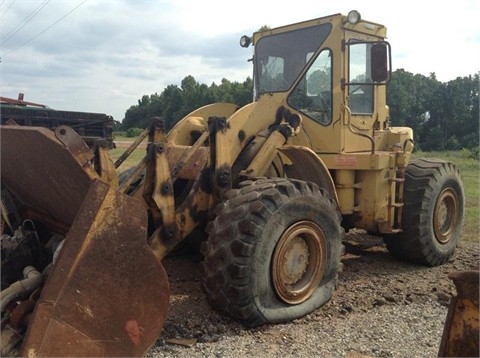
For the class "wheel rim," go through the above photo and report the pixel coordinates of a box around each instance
[433,188,459,244]
[272,221,327,304]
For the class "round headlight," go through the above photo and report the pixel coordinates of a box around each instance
[347,10,361,25]
[240,35,251,48]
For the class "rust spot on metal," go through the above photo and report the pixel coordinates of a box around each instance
[125,319,142,346]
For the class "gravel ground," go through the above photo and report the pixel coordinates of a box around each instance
[147,232,479,358]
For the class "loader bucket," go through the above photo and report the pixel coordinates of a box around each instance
[438,270,479,357]
[1,126,170,356]
[1,126,95,232]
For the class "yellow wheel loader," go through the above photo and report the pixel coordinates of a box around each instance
[0,10,464,356]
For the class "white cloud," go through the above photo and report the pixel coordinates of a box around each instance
[1,0,479,122]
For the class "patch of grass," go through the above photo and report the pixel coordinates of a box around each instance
[413,150,479,243]
[113,134,128,141]
[110,146,147,175]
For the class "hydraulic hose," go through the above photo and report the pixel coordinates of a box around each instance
[343,105,375,154]
[0,266,43,312]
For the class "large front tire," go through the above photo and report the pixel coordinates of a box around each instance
[385,158,465,266]
[201,178,344,327]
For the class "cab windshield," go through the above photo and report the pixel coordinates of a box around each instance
[254,23,332,98]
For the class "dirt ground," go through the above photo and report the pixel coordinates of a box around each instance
[147,232,479,357]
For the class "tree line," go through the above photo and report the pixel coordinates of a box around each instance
[121,75,252,134]
[386,70,478,152]
[120,70,479,152]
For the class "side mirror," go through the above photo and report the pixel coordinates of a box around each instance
[371,43,390,82]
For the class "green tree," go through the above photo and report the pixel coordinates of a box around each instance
[387,70,478,151]
[387,70,440,145]
[421,74,479,150]
[122,76,253,130]
[445,74,479,148]
[162,84,185,129]
[123,94,151,129]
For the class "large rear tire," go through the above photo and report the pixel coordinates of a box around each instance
[385,158,464,266]
[201,178,344,327]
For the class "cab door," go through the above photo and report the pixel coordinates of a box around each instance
[343,32,390,153]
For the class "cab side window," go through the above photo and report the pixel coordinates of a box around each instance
[348,43,374,114]
[258,56,286,92]
[288,49,332,125]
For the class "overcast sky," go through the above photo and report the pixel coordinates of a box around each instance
[1,0,479,122]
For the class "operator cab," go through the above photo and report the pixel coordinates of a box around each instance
[240,10,391,129]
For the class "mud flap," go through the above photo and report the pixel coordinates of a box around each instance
[20,180,170,357]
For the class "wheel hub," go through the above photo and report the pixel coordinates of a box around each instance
[272,221,327,305]
[280,237,309,284]
[434,188,459,244]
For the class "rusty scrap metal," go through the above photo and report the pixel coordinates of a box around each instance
[20,181,170,357]
[1,126,95,233]
[438,270,479,357]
